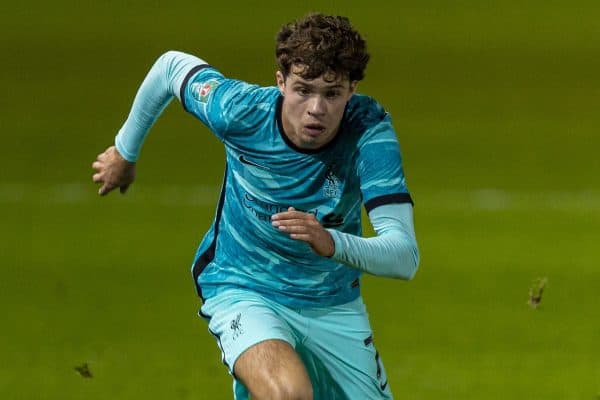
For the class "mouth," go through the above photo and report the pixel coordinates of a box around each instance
[303,123,326,137]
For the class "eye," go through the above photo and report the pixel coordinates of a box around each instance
[326,90,341,99]
[295,87,310,96]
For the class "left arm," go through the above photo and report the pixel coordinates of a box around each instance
[271,203,419,279]
[328,203,419,279]
[92,51,207,195]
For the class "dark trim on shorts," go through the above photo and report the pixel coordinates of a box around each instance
[364,193,414,213]
[207,325,233,373]
[180,64,213,112]
[192,163,228,300]
[198,308,211,320]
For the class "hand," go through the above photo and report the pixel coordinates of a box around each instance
[92,146,136,196]
[271,207,335,257]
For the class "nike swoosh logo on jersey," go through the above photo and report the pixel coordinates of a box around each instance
[239,155,271,171]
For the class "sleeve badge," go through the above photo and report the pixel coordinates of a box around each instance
[191,79,220,103]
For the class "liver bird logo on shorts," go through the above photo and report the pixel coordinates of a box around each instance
[230,312,244,341]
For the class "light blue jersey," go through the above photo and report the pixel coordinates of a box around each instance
[181,66,413,308]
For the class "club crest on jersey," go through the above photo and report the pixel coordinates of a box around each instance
[191,79,219,103]
[324,165,341,198]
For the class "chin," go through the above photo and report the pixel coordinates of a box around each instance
[298,141,317,149]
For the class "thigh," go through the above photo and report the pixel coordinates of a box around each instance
[235,339,312,400]
[302,297,393,399]
[200,289,297,374]
[200,289,312,399]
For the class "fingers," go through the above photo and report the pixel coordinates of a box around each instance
[271,213,321,239]
[92,146,134,197]
[280,230,313,242]
[271,207,315,222]
[271,211,334,257]
[271,207,318,230]
[288,233,312,241]
[92,161,103,172]
[92,153,112,195]
[92,156,105,184]
[272,219,312,232]
[98,182,116,196]
[271,217,319,232]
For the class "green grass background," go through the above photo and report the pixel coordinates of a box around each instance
[1,1,599,398]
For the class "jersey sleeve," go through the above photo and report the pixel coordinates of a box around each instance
[357,111,413,213]
[114,51,209,162]
[180,67,274,141]
[327,203,419,279]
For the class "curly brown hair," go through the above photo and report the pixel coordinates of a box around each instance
[275,13,370,82]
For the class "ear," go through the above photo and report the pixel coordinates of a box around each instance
[349,80,358,95]
[276,71,286,94]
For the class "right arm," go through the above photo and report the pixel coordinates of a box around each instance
[92,51,208,195]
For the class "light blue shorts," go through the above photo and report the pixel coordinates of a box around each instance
[199,288,393,400]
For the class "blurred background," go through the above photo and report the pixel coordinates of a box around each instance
[1,0,598,398]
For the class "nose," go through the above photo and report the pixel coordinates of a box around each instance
[308,95,326,117]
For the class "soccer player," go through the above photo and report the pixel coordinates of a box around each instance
[92,13,419,400]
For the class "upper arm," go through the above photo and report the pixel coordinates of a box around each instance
[358,116,413,213]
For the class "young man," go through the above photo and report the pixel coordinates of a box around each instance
[93,13,419,400]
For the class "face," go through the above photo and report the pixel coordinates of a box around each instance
[276,66,357,150]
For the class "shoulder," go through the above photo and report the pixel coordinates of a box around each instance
[184,66,280,128]
[214,79,280,109]
[186,67,277,107]
[342,94,396,146]
[344,94,388,130]
[208,79,280,126]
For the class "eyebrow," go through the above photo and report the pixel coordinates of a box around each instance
[292,82,346,90]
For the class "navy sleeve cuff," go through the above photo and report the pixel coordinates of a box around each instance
[364,193,413,213]
[180,64,213,112]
